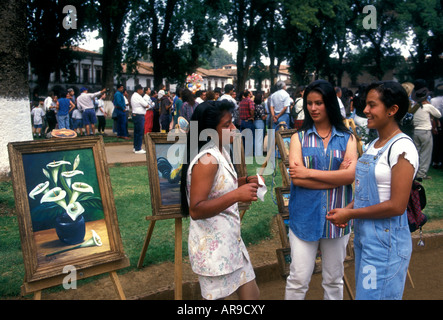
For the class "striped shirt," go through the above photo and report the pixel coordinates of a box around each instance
[288,126,353,241]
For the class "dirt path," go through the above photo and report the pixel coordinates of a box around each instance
[35,219,443,301]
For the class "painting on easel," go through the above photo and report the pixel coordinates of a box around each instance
[8,137,128,295]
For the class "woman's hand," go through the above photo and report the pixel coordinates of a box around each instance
[237,182,259,202]
[326,208,352,228]
[289,162,310,179]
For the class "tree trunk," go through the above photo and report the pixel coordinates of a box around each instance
[0,0,33,175]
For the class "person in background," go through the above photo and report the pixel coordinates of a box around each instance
[159,90,173,133]
[131,84,149,154]
[292,86,305,130]
[238,90,255,157]
[71,106,84,136]
[96,92,107,135]
[327,81,419,300]
[431,83,443,169]
[56,91,76,129]
[77,87,106,135]
[253,92,267,156]
[45,92,58,134]
[411,86,441,180]
[173,88,184,128]
[143,87,155,134]
[181,88,199,122]
[113,84,130,140]
[31,99,46,138]
[270,81,291,131]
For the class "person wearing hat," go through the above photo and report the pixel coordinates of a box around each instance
[411,86,441,180]
[77,87,106,135]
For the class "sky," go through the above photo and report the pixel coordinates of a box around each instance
[79,31,238,59]
[78,30,412,66]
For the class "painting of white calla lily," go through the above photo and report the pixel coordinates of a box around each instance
[9,138,128,288]
[23,149,104,241]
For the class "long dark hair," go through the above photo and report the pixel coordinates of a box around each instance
[180,100,235,216]
[301,79,349,133]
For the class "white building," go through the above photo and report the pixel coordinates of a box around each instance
[29,47,294,99]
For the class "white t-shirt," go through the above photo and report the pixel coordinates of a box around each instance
[294,98,304,120]
[412,102,441,130]
[31,107,45,125]
[365,135,419,203]
[96,99,105,116]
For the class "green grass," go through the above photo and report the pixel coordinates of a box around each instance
[0,160,281,298]
[1,161,442,298]
[420,166,443,223]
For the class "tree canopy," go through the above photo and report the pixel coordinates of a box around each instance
[28,0,443,95]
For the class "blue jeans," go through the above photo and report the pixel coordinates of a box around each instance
[241,120,255,157]
[274,113,290,131]
[254,119,265,157]
[58,114,70,129]
[116,109,127,137]
[132,114,145,151]
[353,134,412,300]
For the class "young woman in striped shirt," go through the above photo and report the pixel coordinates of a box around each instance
[285,80,357,300]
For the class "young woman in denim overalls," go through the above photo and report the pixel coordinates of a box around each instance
[327,81,419,300]
[285,80,358,300]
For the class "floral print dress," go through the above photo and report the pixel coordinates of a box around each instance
[186,141,255,300]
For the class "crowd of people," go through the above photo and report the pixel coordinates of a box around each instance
[30,87,107,138]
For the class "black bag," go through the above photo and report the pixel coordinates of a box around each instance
[387,137,427,232]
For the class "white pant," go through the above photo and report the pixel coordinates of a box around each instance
[285,229,350,300]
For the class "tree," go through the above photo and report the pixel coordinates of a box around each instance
[200,47,235,69]
[27,0,92,95]
[398,0,443,85]
[283,0,350,85]
[126,0,226,89]
[0,0,33,174]
[93,0,130,92]
[224,0,266,94]
[350,0,406,80]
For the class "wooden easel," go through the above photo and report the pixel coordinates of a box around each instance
[32,271,125,300]
[137,213,184,300]
[23,258,130,300]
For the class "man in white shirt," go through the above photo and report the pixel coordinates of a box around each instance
[77,87,106,135]
[219,84,237,106]
[270,81,291,130]
[131,84,149,153]
[335,87,346,119]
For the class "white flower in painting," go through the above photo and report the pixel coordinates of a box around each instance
[40,187,67,209]
[61,170,84,188]
[69,182,94,204]
[46,160,71,185]
[29,181,49,200]
[66,202,85,221]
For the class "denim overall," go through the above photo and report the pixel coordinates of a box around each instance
[353,134,412,300]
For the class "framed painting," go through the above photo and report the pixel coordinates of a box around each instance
[145,132,186,217]
[276,247,291,277]
[275,129,297,163]
[8,137,128,294]
[275,186,290,217]
[279,161,291,187]
[144,132,250,217]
